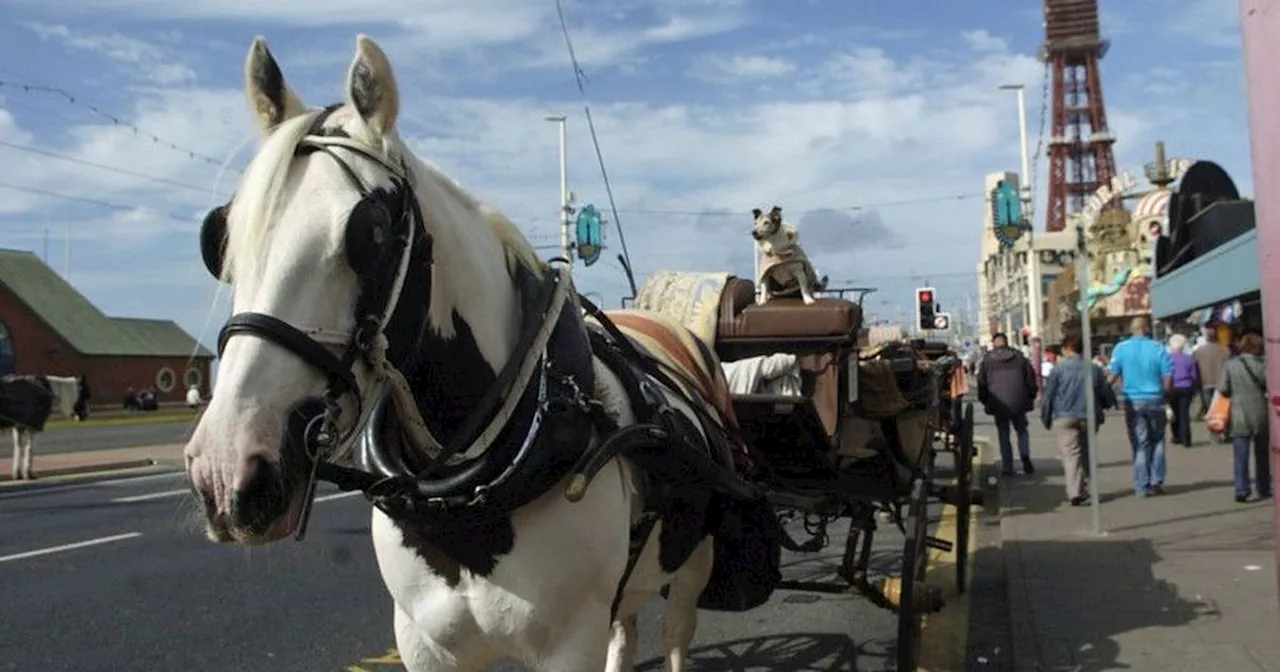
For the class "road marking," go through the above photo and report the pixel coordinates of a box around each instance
[103,471,186,486]
[111,489,188,503]
[0,532,143,564]
[918,439,984,672]
[316,490,362,503]
[0,469,184,501]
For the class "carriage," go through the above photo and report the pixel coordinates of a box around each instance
[632,272,980,671]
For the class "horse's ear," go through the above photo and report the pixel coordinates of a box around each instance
[345,34,400,139]
[243,36,308,134]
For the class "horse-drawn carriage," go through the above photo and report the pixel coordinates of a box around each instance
[634,271,979,671]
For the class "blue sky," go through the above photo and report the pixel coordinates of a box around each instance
[0,0,1250,352]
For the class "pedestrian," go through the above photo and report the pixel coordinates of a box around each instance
[1167,333,1199,446]
[1040,329,1117,505]
[1216,332,1272,503]
[1108,316,1174,498]
[977,331,1039,476]
[1193,330,1230,432]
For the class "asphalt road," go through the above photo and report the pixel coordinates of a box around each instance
[32,420,195,455]
[0,468,951,671]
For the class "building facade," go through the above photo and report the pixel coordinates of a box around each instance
[976,171,1076,346]
[0,248,214,407]
[1149,160,1260,339]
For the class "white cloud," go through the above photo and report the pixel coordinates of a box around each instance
[694,54,796,81]
[24,22,197,85]
[962,29,1009,53]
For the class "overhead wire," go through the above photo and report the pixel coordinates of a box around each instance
[613,192,986,217]
[0,181,199,223]
[0,78,243,172]
[0,140,227,196]
[553,0,637,294]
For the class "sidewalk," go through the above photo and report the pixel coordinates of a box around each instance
[0,443,184,483]
[994,415,1280,670]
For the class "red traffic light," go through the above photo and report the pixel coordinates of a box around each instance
[918,290,933,303]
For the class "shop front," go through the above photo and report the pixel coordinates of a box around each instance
[1149,160,1260,342]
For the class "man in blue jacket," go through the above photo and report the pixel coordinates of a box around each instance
[1108,316,1174,498]
[1041,330,1117,505]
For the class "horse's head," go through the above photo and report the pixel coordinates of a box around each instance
[186,34,544,546]
[185,35,431,544]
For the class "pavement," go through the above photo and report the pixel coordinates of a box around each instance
[0,441,984,671]
[977,412,1280,671]
[8,419,195,456]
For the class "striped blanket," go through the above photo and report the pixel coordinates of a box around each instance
[632,271,731,348]
[593,309,740,438]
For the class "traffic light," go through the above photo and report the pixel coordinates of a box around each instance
[916,287,936,332]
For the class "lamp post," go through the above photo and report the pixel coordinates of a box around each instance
[999,84,1043,345]
[1237,0,1280,608]
[545,115,571,266]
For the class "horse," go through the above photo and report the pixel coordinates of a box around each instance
[1,374,86,480]
[750,205,826,305]
[184,35,778,671]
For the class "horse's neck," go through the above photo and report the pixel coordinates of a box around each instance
[396,171,527,443]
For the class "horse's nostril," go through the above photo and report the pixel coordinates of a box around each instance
[229,456,287,535]
[234,455,274,499]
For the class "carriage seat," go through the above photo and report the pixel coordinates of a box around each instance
[714,277,861,361]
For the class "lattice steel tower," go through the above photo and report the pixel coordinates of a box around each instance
[1040,0,1117,233]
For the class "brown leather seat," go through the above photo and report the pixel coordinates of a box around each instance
[715,277,861,361]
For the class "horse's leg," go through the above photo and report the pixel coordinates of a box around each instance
[660,537,715,672]
[20,431,34,479]
[604,614,639,672]
[393,602,492,672]
[10,429,20,480]
[535,610,610,672]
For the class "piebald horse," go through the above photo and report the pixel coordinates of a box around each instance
[1,374,85,480]
[185,35,776,671]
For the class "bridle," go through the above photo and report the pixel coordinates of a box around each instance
[204,106,430,540]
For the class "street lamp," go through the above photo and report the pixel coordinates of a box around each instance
[998,83,1042,343]
[544,115,571,265]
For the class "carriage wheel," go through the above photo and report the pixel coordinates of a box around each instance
[895,476,930,672]
[954,402,975,595]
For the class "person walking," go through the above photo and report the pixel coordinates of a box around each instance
[1040,330,1117,505]
[1216,332,1272,503]
[1108,316,1174,498]
[978,332,1039,476]
[1193,331,1230,435]
[1167,334,1199,446]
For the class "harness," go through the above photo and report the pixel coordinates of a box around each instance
[203,105,759,618]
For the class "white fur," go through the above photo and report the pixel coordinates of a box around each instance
[752,208,825,305]
[185,35,711,671]
[8,375,82,480]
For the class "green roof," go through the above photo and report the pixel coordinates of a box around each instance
[111,317,215,358]
[0,249,214,358]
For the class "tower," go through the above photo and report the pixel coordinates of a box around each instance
[1041,0,1117,233]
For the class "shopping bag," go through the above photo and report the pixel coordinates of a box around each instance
[1205,389,1231,434]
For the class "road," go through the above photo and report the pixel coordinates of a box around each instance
[0,466,965,671]
[33,420,194,455]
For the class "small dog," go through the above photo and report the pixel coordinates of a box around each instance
[751,205,827,305]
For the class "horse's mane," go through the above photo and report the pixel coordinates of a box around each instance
[221,106,544,290]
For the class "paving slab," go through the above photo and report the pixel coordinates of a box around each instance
[990,414,1280,671]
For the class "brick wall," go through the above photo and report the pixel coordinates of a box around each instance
[83,355,213,407]
[0,286,213,407]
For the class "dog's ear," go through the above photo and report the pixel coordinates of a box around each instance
[769,205,782,223]
[751,208,762,220]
